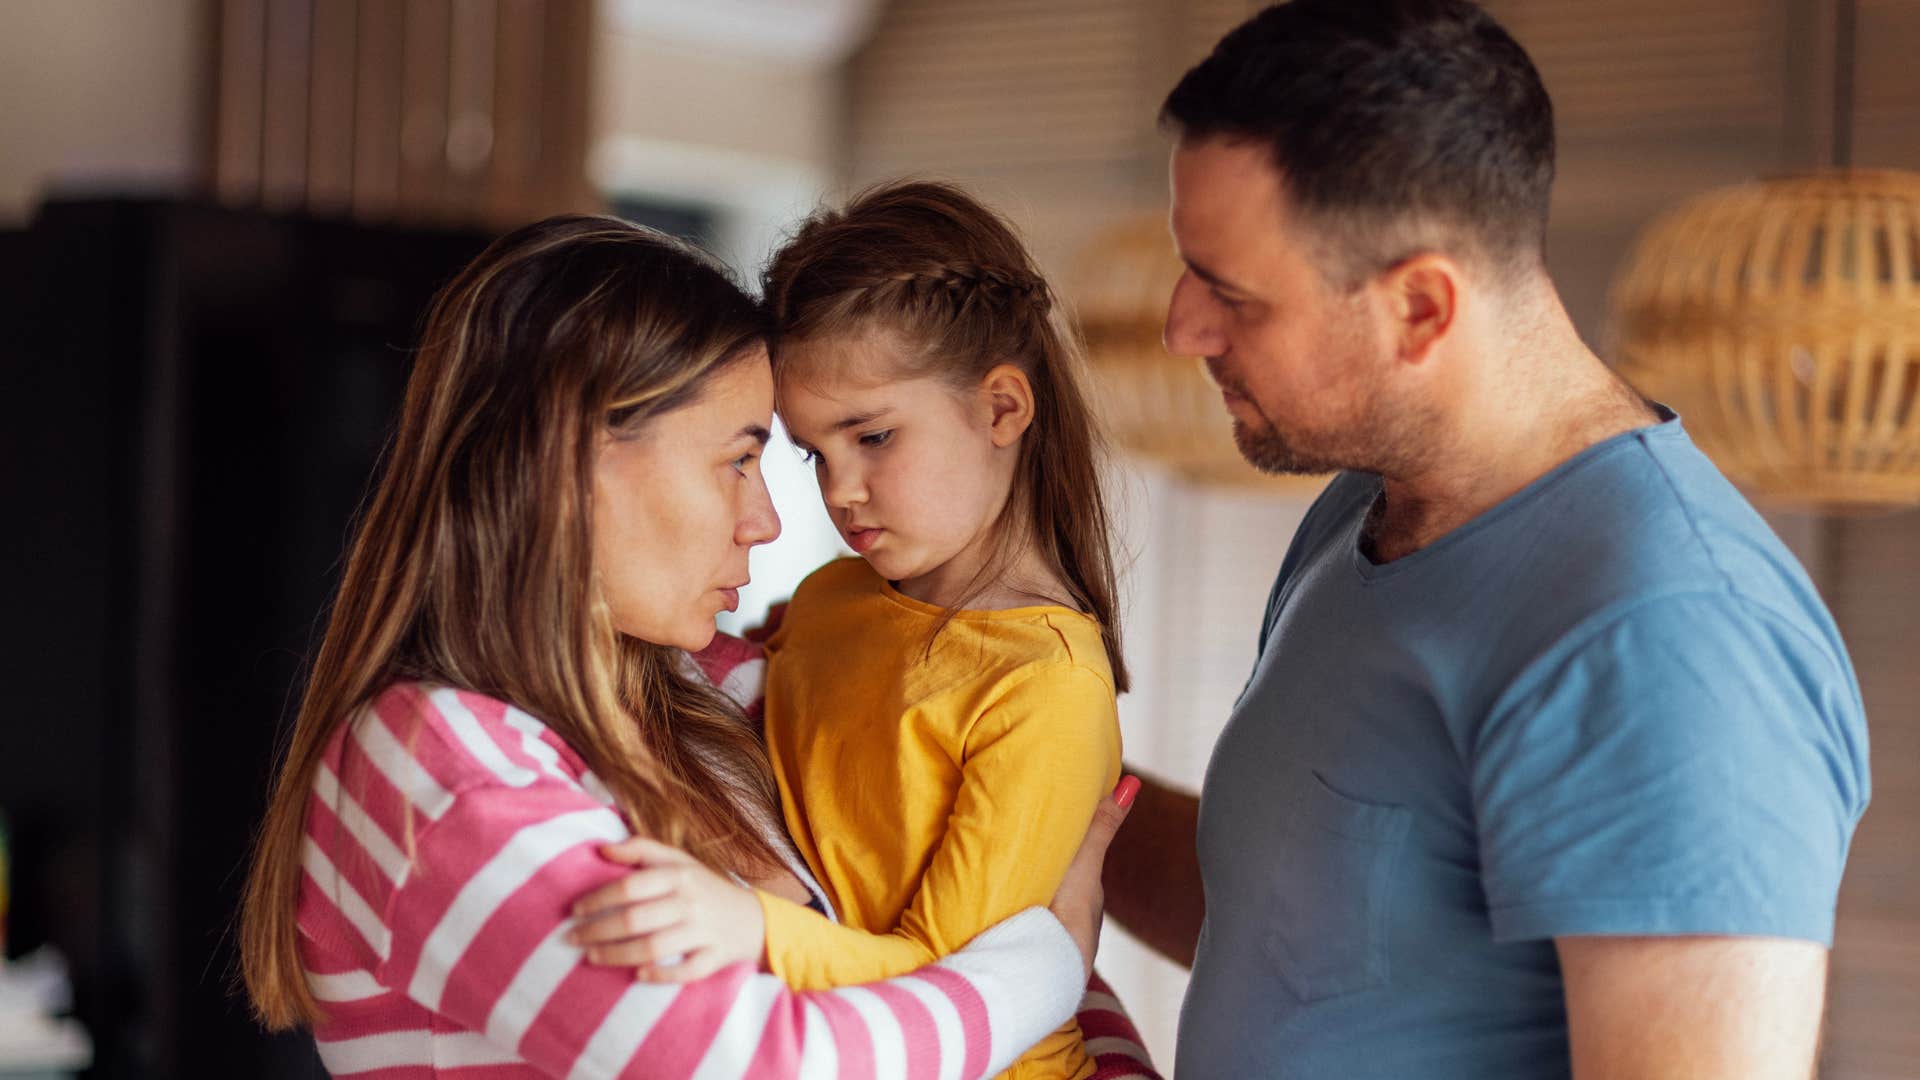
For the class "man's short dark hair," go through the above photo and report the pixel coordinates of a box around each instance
[1162,0,1555,285]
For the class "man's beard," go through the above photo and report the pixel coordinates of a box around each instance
[1230,411,1345,476]
[1210,364,1355,476]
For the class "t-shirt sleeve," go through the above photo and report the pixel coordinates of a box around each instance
[1471,590,1868,946]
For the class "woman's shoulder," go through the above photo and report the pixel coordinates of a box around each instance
[335,681,599,810]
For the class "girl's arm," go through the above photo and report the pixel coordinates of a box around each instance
[754,663,1120,987]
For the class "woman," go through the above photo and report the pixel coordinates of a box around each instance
[236,215,1141,1077]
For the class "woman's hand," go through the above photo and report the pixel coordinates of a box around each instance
[567,837,767,983]
[1049,776,1141,977]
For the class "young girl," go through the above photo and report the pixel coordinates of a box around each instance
[572,182,1137,1080]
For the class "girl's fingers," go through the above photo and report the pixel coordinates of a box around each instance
[630,949,694,982]
[597,836,693,867]
[586,937,679,967]
[644,948,726,984]
[570,895,688,946]
[581,916,693,966]
[631,924,704,965]
[594,923,706,974]
[571,866,681,918]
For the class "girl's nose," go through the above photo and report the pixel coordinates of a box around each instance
[820,463,866,510]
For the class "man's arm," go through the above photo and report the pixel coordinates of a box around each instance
[1099,768,1204,967]
[1558,936,1828,1080]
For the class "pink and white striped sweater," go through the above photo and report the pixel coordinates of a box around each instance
[296,671,1158,1078]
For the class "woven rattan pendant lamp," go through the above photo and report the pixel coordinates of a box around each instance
[1607,2,1920,508]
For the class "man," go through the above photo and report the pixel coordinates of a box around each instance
[1102,2,1872,1076]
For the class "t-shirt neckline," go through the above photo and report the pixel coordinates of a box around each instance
[1349,406,1684,584]
[871,564,1094,622]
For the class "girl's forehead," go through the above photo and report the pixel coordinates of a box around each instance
[775,366,961,434]
[776,323,916,382]
[777,370,887,413]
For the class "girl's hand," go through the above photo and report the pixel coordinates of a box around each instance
[567,837,767,983]
[1049,776,1141,977]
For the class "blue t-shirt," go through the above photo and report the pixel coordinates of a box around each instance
[1175,412,1869,1078]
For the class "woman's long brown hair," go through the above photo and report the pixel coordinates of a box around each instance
[240,216,787,1030]
[761,181,1130,691]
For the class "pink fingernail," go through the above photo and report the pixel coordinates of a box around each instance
[1114,775,1141,809]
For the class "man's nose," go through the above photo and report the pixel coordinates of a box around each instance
[1164,270,1226,360]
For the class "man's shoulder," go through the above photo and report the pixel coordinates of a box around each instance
[1485,428,1861,731]
[1421,423,1852,721]
[1525,423,1826,627]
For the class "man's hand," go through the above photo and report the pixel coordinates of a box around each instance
[568,837,768,982]
[1099,768,1205,967]
[1558,935,1828,1079]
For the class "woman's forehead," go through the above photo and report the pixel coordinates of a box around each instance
[651,356,774,443]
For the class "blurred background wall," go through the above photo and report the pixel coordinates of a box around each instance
[0,1,1914,1075]
[0,1,213,225]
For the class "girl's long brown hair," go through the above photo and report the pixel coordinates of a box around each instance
[240,215,787,1030]
[761,181,1130,691]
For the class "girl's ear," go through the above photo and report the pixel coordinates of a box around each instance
[981,363,1036,448]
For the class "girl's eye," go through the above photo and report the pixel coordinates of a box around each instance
[859,430,893,449]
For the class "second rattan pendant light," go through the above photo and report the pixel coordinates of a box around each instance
[1606,0,1920,509]
[1608,170,1920,508]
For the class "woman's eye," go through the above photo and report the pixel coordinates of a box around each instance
[796,446,820,466]
[731,452,758,475]
[1212,289,1243,310]
[859,430,893,449]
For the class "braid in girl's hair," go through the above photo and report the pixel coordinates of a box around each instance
[763,181,1129,692]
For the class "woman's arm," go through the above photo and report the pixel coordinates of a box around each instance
[1077,971,1162,1080]
[373,777,1089,1079]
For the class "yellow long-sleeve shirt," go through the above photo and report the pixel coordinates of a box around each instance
[757,558,1122,1080]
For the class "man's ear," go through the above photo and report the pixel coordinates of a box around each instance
[981,363,1036,447]
[1379,254,1460,365]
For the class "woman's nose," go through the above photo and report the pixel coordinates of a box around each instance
[739,471,782,547]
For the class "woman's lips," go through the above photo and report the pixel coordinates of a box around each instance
[719,587,740,612]
[846,527,883,554]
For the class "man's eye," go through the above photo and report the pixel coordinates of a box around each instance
[731,452,757,474]
[1212,289,1243,309]
[796,446,820,465]
[860,430,894,449]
